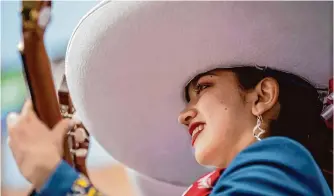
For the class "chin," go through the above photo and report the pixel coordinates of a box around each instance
[194,145,216,166]
[194,142,227,168]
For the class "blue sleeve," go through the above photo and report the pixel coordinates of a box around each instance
[210,137,332,196]
[32,160,103,196]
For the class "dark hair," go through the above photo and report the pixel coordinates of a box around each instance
[229,65,333,189]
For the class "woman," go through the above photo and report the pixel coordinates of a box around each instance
[7,1,333,195]
[180,66,333,195]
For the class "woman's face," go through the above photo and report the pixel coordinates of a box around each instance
[178,70,258,168]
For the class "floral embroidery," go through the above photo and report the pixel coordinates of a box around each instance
[197,171,215,189]
[182,169,224,196]
[68,174,104,196]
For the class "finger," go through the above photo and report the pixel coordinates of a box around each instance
[7,112,20,128]
[52,118,76,141]
[7,118,27,144]
[7,138,24,167]
[7,132,25,165]
[21,99,36,119]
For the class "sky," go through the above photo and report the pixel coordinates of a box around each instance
[1,0,119,189]
[2,1,98,69]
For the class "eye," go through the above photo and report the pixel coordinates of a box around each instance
[194,83,211,95]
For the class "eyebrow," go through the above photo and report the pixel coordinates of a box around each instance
[189,71,217,87]
[185,70,218,102]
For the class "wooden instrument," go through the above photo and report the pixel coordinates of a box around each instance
[18,0,90,190]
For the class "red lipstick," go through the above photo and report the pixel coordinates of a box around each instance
[188,122,202,136]
[191,130,202,146]
[188,122,205,146]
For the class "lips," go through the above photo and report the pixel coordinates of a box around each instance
[188,123,205,146]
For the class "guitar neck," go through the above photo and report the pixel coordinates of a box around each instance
[20,1,74,167]
[21,31,62,127]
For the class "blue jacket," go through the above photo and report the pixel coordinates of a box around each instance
[32,137,332,195]
[210,137,331,196]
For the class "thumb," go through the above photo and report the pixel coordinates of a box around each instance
[52,118,76,143]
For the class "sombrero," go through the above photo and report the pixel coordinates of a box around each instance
[52,59,190,195]
[65,1,332,186]
[126,168,188,196]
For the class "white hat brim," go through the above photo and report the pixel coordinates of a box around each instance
[127,168,188,196]
[65,1,332,186]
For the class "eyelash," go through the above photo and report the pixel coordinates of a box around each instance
[194,82,211,95]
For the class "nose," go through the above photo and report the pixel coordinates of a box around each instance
[178,108,197,126]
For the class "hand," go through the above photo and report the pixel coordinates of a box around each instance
[7,100,76,190]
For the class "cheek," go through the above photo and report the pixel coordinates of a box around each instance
[205,107,237,152]
[194,100,233,164]
[199,93,238,137]
[194,92,249,165]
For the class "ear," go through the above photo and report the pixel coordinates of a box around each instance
[251,77,279,116]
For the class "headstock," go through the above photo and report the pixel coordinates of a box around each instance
[21,1,52,35]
